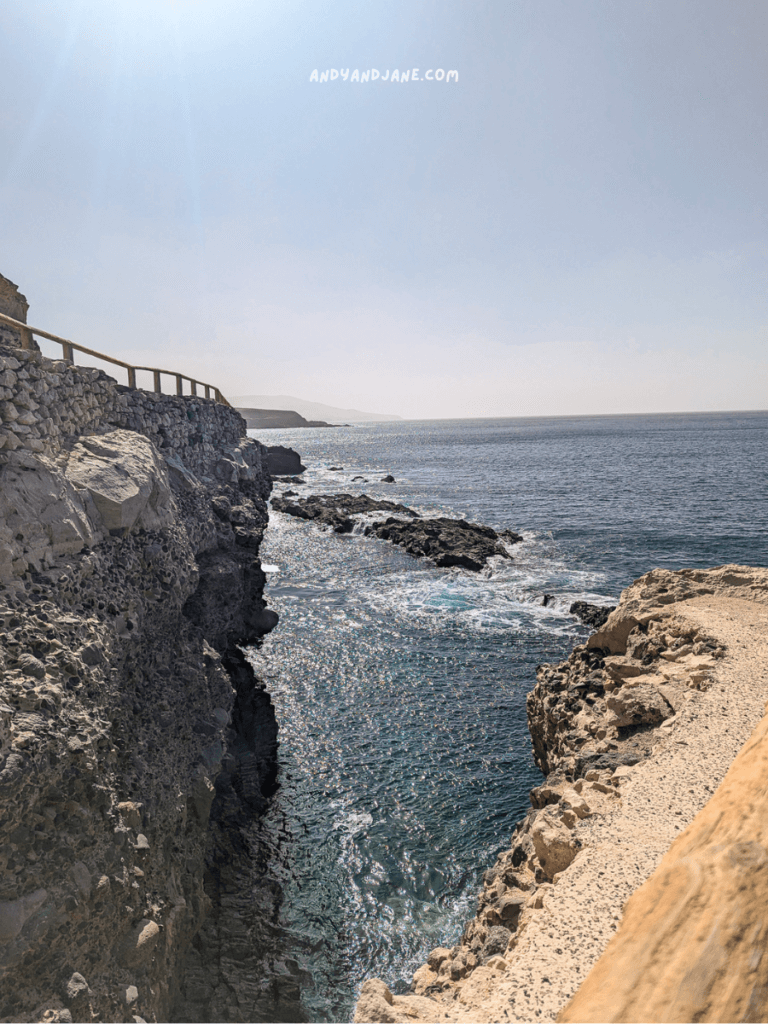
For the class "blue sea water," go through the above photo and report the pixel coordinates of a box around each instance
[235,411,768,1023]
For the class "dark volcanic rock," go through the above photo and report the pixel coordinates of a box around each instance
[270,492,418,534]
[265,445,306,475]
[364,516,517,571]
[499,528,524,545]
[272,492,523,571]
[570,600,616,629]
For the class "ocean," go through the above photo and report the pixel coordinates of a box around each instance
[223,411,768,1023]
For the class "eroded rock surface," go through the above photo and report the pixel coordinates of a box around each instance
[354,565,768,1024]
[0,337,279,1023]
[271,492,418,534]
[364,518,522,571]
[272,492,522,569]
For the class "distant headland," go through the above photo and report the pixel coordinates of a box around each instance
[230,394,401,424]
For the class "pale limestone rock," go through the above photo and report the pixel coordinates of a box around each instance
[605,682,673,728]
[531,812,581,878]
[0,451,98,580]
[118,919,161,968]
[64,430,174,535]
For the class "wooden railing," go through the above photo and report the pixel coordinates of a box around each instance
[0,310,231,406]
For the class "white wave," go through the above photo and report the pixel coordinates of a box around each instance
[332,810,374,836]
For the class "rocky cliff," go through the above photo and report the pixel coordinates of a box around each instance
[0,275,32,351]
[355,565,768,1023]
[0,340,279,1023]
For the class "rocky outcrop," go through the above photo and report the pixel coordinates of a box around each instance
[568,601,615,629]
[558,578,768,1023]
[363,517,522,571]
[0,338,279,1022]
[271,492,417,534]
[271,492,522,569]
[264,445,306,476]
[0,275,32,351]
[355,566,768,1024]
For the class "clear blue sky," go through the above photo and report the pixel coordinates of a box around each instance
[1,0,766,417]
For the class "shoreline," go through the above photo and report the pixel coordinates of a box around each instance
[355,565,768,1023]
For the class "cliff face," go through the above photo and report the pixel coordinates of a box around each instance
[355,566,768,1024]
[0,341,279,1023]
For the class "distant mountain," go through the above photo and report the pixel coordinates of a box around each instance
[229,395,401,423]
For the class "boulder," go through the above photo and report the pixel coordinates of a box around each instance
[570,601,616,629]
[265,446,305,476]
[0,452,98,580]
[65,430,174,535]
[530,812,581,878]
[606,683,673,728]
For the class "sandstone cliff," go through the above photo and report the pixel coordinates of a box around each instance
[355,565,768,1024]
[0,340,279,1023]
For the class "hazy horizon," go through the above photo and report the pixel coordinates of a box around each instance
[1,1,766,419]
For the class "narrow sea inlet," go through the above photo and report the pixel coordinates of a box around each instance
[228,412,768,1022]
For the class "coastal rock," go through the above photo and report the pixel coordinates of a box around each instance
[0,332,278,1022]
[64,430,174,535]
[354,566,762,1024]
[530,812,581,878]
[271,492,522,570]
[559,591,768,1022]
[569,600,616,629]
[271,492,418,534]
[364,516,521,571]
[265,445,305,475]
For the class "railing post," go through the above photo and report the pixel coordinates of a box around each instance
[204,385,210,400]
[20,327,34,351]
[153,370,161,394]
[176,375,183,396]
[61,341,74,363]
[127,367,136,389]
[190,380,197,396]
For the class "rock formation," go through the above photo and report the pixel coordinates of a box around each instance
[0,336,279,1023]
[364,518,522,571]
[568,601,615,629]
[354,565,768,1024]
[0,274,33,351]
[271,492,418,534]
[263,445,306,477]
[271,492,522,569]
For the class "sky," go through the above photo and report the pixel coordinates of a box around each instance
[0,0,766,419]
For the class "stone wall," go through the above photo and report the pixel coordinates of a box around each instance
[0,342,246,471]
[0,339,280,1022]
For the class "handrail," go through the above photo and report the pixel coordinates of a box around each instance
[0,310,231,406]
